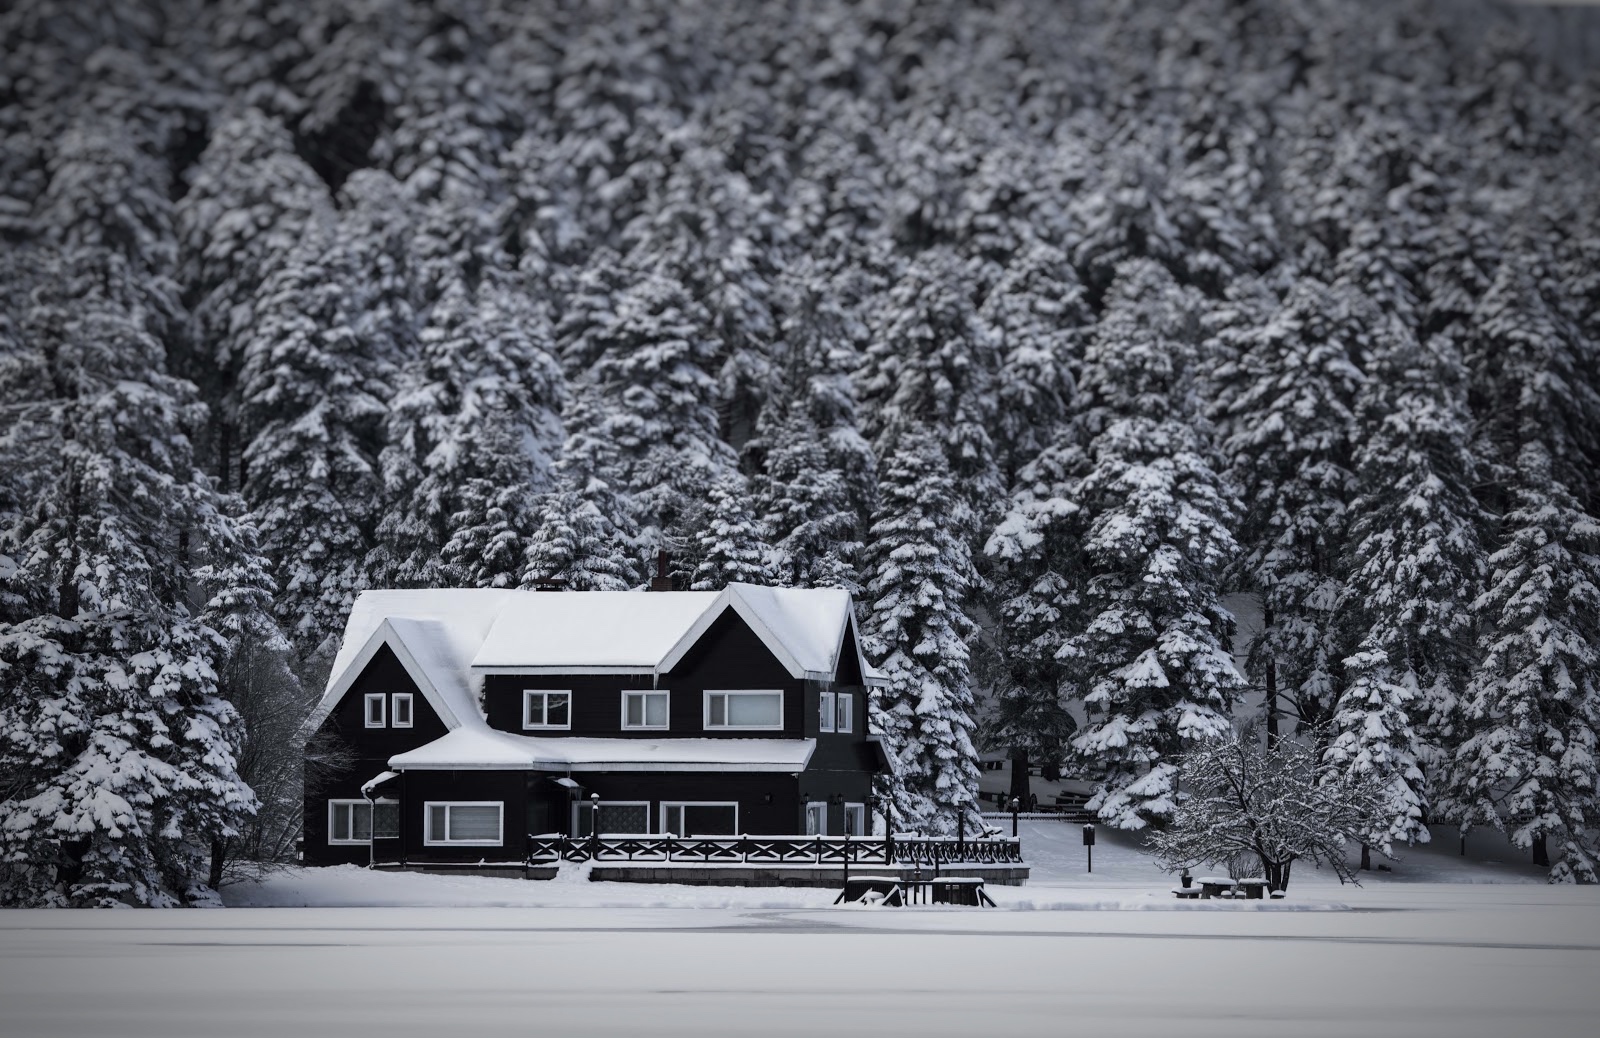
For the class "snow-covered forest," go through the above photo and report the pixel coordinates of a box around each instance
[3,0,1599,905]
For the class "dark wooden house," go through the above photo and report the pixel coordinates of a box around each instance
[302,584,889,868]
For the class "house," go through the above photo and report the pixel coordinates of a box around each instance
[301,583,890,868]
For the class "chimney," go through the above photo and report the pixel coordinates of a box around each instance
[649,549,674,592]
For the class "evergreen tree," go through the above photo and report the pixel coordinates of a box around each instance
[985,433,1086,792]
[521,489,638,593]
[368,275,562,588]
[1446,446,1600,883]
[859,248,1001,523]
[1325,640,1429,866]
[236,226,388,664]
[1062,261,1244,829]
[689,475,779,591]
[1341,323,1484,773]
[0,250,256,906]
[174,107,333,489]
[862,427,982,836]
[753,405,862,592]
[1209,271,1365,737]
[979,241,1089,482]
[558,259,735,544]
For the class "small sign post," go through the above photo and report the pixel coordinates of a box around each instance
[1082,823,1096,873]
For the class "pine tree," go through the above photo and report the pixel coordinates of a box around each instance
[368,275,562,588]
[521,488,639,593]
[985,432,1086,792]
[1208,271,1365,737]
[1325,640,1429,865]
[558,259,735,544]
[0,251,256,906]
[859,248,1001,522]
[1342,323,1483,774]
[1063,261,1244,829]
[862,427,983,836]
[174,107,333,490]
[1447,446,1600,883]
[979,241,1089,482]
[753,405,862,592]
[689,475,779,591]
[236,226,388,664]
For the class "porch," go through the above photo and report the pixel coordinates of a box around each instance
[368,832,1030,887]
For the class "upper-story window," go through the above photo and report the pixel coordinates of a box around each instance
[705,690,783,731]
[622,690,669,729]
[524,690,572,730]
[393,692,413,728]
[819,691,836,733]
[835,691,853,733]
[364,693,386,728]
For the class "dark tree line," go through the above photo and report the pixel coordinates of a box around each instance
[3,0,1599,902]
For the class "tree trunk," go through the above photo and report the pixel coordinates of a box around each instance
[1532,833,1549,868]
[208,837,227,890]
[1360,842,1371,871]
[1263,857,1293,893]
[1009,746,1031,806]
[1263,605,1279,748]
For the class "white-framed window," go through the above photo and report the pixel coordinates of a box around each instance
[843,802,866,836]
[704,690,783,731]
[328,799,399,844]
[574,801,651,837]
[835,692,853,734]
[622,690,669,729]
[424,802,503,846]
[818,690,836,732]
[523,690,572,730]
[661,802,739,837]
[804,802,826,836]
[392,692,413,728]
[364,693,386,728]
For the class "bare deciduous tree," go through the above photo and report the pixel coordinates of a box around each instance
[1149,727,1385,892]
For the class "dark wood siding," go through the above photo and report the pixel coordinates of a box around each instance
[481,610,806,738]
[398,770,527,862]
[301,644,447,866]
[540,772,802,835]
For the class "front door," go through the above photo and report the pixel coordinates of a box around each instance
[804,802,826,836]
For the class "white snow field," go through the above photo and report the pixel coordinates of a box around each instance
[2,822,1597,1038]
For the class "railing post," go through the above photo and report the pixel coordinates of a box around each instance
[842,833,850,890]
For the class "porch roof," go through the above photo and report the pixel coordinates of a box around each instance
[388,728,817,773]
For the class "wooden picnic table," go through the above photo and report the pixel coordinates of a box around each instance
[1195,876,1236,899]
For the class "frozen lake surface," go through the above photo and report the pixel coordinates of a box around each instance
[3,822,1597,1038]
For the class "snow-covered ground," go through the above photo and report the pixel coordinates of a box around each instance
[2,821,1596,1037]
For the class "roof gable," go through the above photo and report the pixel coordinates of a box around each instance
[316,585,884,729]
[657,585,847,680]
[304,619,464,733]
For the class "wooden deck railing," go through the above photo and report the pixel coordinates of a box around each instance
[523,832,1024,867]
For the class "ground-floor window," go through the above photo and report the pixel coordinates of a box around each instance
[574,801,651,837]
[424,802,503,846]
[843,802,866,836]
[661,802,739,837]
[804,802,826,836]
[328,799,398,844]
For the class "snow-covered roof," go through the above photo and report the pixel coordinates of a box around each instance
[305,589,520,734]
[472,591,719,671]
[388,731,816,772]
[308,584,885,738]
